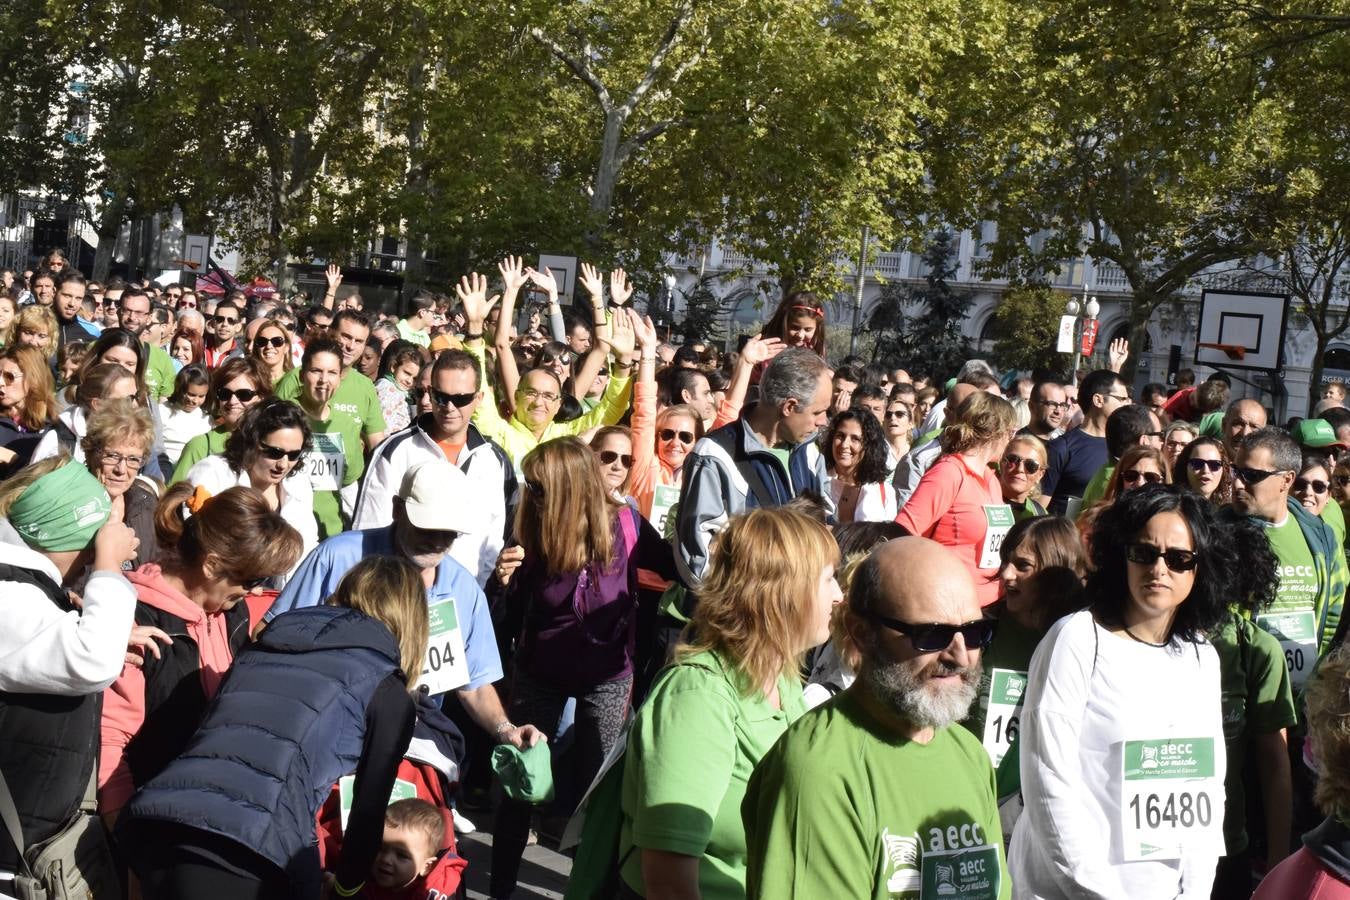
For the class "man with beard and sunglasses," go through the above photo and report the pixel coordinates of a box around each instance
[744,538,1010,900]
[351,350,515,587]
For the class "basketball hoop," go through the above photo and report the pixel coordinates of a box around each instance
[1198,342,1246,361]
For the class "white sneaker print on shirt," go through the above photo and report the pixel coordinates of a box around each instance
[882,829,921,895]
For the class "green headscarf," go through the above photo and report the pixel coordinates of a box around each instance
[10,462,111,552]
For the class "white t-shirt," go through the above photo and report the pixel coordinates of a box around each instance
[156,402,210,470]
[1010,608,1225,899]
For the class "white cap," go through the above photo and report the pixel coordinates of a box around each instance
[398,460,481,534]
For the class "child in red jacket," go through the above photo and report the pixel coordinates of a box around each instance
[361,798,466,899]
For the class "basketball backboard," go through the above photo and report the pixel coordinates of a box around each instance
[1194,289,1289,372]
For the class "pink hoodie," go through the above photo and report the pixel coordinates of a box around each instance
[98,564,238,815]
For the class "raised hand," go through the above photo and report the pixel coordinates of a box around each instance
[740,333,785,367]
[579,262,605,302]
[601,306,637,358]
[455,272,499,330]
[324,263,342,290]
[630,309,658,351]
[610,268,634,306]
[526,266,559,302]
[498,255,529,297]
[93,495,139,572]
[1108,338,1130,373]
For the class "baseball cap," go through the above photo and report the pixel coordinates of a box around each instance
[398,460,481,534]
[1295,418,1346,450]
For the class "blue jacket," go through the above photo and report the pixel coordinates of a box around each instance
[126,606,406,882]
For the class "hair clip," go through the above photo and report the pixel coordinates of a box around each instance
[186,484,214,515]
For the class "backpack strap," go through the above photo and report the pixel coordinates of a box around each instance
[0,561,73,611]
[53,418,78,456]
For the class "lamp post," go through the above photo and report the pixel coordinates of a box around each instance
[1066,293,1100,387]
[662,272,677,343]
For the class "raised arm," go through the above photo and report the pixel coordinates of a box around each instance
[630,310,660,502]
[321,263,341,310]
[495,256,529,407]
[526,266,565,342]
[717,333,784,428]
[457,273,508,439]
[571,262,612,400]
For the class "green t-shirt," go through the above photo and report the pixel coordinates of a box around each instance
[767,447,791,473]
[1266,514,1320,613]
[274,367,386,439]
[171,427,231,484]
[1322,500,1346,550]
[1010,497,1045,524]
[620,650,806,900]
[1211,612,1297,853]
[1076,462,1114,517]
[396,318,430,348]
[744,689,1011,900]
[961,613,1043,769]
[306,409,366,538]
[143,342,176,402]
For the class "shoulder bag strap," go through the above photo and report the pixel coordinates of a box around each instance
[0,768,35,878]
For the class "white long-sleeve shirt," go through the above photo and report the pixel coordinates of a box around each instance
[1010,609,1225,899]
[0,524,136,695]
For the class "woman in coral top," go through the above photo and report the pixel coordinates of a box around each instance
[895,390,1017,606]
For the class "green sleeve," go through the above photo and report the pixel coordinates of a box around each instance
[1076,464,1111,517]
[272,367,301,401]
[564,369,633,436]
[1243,621,1298,734]
[1323,501,1347,550]
[465,340,509,444]
[145,347,176,401]
[171,433,210,484]
[743,741,876,900]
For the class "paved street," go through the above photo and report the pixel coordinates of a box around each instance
[458,807,572,900]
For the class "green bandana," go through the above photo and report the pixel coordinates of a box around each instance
[490,741,555,804]
[10,462,111,552]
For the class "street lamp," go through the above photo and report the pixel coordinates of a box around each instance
[662,272,677,342]
[1066,294,1100,387]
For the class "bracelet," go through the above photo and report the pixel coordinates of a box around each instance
[640,355,656,363]
[494,720,517,735]
[332,880,364,898]
[465,331,483,341]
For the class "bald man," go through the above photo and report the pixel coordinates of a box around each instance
[1222,399,1267,458]
[745,538,1010,900]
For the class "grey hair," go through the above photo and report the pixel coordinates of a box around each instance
[760,348,830,408]
[1240,426,1302,474]
[176,308,205,331]
[956,359,995,382]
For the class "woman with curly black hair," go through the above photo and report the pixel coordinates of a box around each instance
[1010,485,1236,898]
[181,397,318,585]
[820,407,896,522]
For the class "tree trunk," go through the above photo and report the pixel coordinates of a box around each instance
[91,197,127,282]
[1310,329,1329,412]
[585,111,627,253]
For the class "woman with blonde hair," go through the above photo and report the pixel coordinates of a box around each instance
[7,303,58,354]
[122,555,429,899]
[0,345,56,477]
[1001,434,1048,522]
[896,390,1018,606]
[488,436,675,899]
[614,506,841,900]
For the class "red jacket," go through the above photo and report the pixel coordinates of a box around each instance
[1256,817,1350,900]
[358,848,466,900]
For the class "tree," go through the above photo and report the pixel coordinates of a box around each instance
[867,280,908,367]
[990,284,1069,374]
[676,275,733,346]
[894,231,973,380]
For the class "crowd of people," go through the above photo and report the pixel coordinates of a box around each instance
[4,250,1350,900]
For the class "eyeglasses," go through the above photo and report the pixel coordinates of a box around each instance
[1001,453,1041,474]
[869,614,997,653]
[99,450,144,470]
[659,428,695,445]
[884,408,910,420]
[597,450,633,468]
[1295,477,1330,495]
[1232,466,1288,486]
[177,299,197,309]
[0,369,24,386]
[253,335,287,349]
[257,441,303,462]
[520,387,561,404]
[1121,470,1163,486]
[1187,458,1224,474]
[1105,392,1131,403]
[524,479,544,498]
[242,576,270,591]
[215,387,259,404]
[430,388,476,409]
[1034,399,1070,411]
[1126,543,1199,572]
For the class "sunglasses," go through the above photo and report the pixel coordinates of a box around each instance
[430,389,476,409]
[659,428,695,445]
[257,441,303,462]
[1335,475,1350,488]
[884,408,910,420]
[242,576,270,591]
[597,450,633,468]
[525,479,544,498]
[1001,453,1040,474]
[870,614,997,653]
[210,315,239,325]
[1187,458,1224,474]
[1233,466,1288,486]
[1121,470,1164,486]
[1126,543,1199,572]
[215,387,259,404]
[253,335,287,349]
[1295,477,1330,495]
[0,369,24,386]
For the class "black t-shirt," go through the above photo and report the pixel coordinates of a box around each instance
[1042,428,1108,515]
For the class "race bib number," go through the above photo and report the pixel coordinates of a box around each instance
[920,844,1001,900]
[1256,608,1317,689]
[1119,737,1222,861]
[978,504,1015,569]
[338,775,417,831]
[420,598,471,696]
[981,668,1027,767]
[650,484,681,541]
[308,432,346,492]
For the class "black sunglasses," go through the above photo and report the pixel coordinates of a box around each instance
[1002,453,1040,474]
[1187,458,1224,474]
[210,315,239,325]
[1121,470,1164,486]
[1125,543,1199,572]
[1296,477,1330,495]
[598,450,633,468]
[870,614,997,653]
[215,387,259,404]
[524,479,544,498]
[659,428,695,445]
[257,441,303,462]
[253,335,287,349]
[242,576,270,591]
[1233,466,1288,486]
[430,388,476,409]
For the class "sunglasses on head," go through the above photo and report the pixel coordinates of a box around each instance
[1233,466,1288,486]
[659,428,695,445]
[1296,477,1330,495]
[1121,470,1163,486]
[257,441,303,462]
[215,387,259,404]
[1001,453,1040,474]
[253,335,286,349]
[1126,543,1199,572]
[1187,458,1224,474]
[869,614,997,653]
[430,388,476,409]
[598,450,633,468]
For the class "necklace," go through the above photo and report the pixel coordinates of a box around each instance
[1123,625,1169,648]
